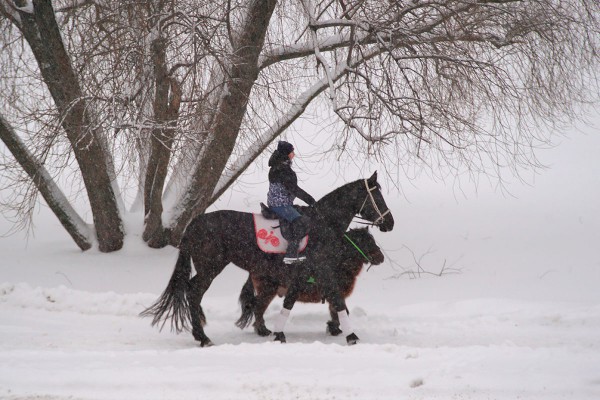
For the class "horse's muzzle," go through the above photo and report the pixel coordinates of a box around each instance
[377,216,394,232]
[370,251,385,265]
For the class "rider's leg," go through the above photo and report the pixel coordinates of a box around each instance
[270,204,302,222]
[283,238,302,264]
[270,206,307,264]
[285,214,310,264]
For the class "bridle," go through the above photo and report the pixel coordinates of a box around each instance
[356,179,391,227]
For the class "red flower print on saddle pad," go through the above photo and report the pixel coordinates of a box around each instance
[253,214,308,254]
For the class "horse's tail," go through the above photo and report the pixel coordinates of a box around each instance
[139,246,193,333]
[234,276,256,329]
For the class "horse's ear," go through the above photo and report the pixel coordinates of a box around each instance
[368,171,378,184]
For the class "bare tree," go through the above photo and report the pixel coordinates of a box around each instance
[1,0,598,252]
[1,0,123,251]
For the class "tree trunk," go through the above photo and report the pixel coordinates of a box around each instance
[16,0,124,252]
[149,0,278,247]
[142,37,181,245]
[0,115,94,251]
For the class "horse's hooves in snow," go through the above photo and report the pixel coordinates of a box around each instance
[326,321,343,336]
[200,339,214,347]
[346,333,359,345]
[273,332,287,343]
[254,325,272,337]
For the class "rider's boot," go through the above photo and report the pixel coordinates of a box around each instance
[283,238,305,264]
[283,216,310,264]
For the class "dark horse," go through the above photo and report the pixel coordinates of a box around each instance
[235,227,385,337]
[141,172,394,346]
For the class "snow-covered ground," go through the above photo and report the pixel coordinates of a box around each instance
[1,123,600,399]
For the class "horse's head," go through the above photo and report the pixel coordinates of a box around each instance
[345,227,385,265]
[357,171,395,232]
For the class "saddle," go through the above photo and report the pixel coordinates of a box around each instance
[253,203,309,254]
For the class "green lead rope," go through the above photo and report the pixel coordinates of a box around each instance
[344,234,372,263]
[306,234,371,284]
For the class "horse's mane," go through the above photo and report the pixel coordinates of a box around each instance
[346,226,370,235]
[315,179,362,207]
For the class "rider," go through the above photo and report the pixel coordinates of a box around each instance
[267,140,316,264]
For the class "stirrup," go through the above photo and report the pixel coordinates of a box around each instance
[283,255,306,264]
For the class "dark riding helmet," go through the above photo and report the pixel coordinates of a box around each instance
[277,141,294,156]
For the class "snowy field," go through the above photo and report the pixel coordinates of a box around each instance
[1,124,600,399]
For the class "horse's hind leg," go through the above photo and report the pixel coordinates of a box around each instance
[272,275,305,343]
[253,278,279,336]
[188,259,228,347]
[326,303,343,336]
[188,275,213,346]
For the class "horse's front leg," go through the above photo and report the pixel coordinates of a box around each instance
[322,272,359,345]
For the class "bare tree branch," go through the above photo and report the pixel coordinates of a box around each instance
[0,114,93,250]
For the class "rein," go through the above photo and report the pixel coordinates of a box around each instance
[351,216,379,227]
[343,233,372,263]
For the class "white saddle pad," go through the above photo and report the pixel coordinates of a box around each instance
[253,214,308,254]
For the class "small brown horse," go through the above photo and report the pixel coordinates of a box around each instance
[235,227,385,336]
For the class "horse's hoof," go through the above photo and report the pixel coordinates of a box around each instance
[346,333,359,345]
[200,339,214,347]
[326,321,342,336]
[254,325,272,337]
[273,332,287,343]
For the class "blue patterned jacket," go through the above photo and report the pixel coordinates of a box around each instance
[267,150,316,208]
